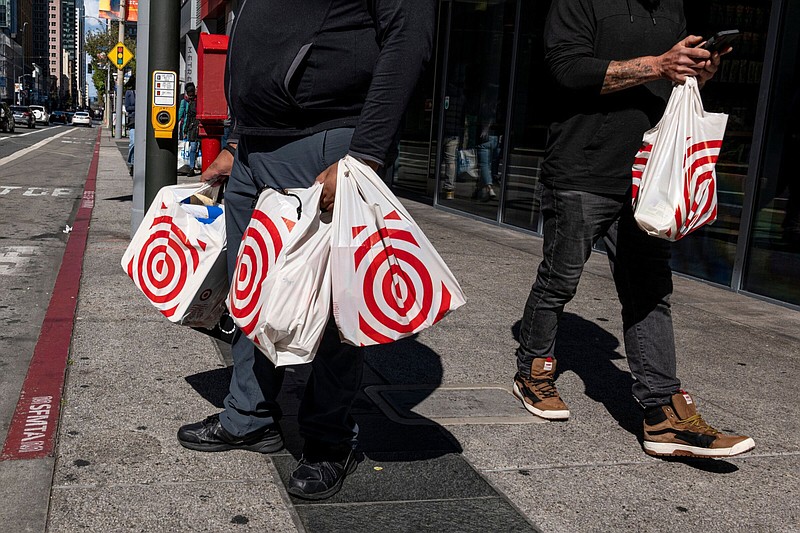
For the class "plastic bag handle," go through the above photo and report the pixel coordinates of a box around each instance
[194,182,220,204]
[685,76,707,117]
[371,202,404,290]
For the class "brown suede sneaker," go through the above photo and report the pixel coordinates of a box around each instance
[512,357,570,420]
[643,390,755,458]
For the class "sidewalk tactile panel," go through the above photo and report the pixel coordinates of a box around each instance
[364,384,545,425]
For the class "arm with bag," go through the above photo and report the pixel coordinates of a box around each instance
[331,156,466,346]
[631,76,728,241]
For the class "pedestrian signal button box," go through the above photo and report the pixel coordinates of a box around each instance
[151,71,177,139]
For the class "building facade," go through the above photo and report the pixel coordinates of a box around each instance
[42,0,79,109]
[0,0,33,103]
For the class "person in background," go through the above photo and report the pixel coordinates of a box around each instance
[440,80,467,200]
[183,0,435,500]
[178,82,200,177]
[512,0,755,459]
[124,76,136,176]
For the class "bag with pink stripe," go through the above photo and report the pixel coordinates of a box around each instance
[631,76,728,241]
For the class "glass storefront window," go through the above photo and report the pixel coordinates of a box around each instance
[389,3,443,199]
[389,0,797,307]
[672,1,771,285]
[744,1,800,306]
[435,0,516,221]
[501,0,550,232]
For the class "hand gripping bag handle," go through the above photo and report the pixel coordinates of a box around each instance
[341,156,415,222]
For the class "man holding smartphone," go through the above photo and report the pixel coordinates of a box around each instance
[512,0,755,459]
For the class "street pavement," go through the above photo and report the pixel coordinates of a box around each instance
[2,127,799,532]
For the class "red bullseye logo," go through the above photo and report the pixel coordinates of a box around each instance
[228,209,295,337]
[631,139,721,239]
[127,215,202,318]
[352,210,452,344]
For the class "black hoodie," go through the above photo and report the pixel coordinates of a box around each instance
[542,0,686,194]
[226,0,435,166]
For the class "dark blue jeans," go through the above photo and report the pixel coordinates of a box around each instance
[219,129,364,458]
[516,184,680,408]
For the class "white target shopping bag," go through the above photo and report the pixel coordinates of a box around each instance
[122,184,227,327]
[331,156,466,346]
[228,183,332,366]
[631,76,728,241]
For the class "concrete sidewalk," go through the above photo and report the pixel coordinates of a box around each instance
[46,129,800,532]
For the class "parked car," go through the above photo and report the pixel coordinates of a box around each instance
[29,105,50,125]
[50,110,68,124]
[0,102,14,133]
[10,106,35,129]
[71,111,92,127]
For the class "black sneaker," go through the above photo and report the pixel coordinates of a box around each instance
[177,413,283,453]
[286,449,359,501]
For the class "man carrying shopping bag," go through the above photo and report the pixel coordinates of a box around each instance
[179,0,435,500]
[512,0,754,458]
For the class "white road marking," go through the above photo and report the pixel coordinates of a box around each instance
[0,186,76,197]
[0,129,74,168]
[0,126,67,142]
[0,246,39,276]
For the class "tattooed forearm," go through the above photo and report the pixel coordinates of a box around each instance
[601,57,661,94]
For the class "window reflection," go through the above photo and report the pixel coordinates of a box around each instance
[671,0,771,285]
[501,0,550,231]
[436,0,515,221]
[744,0,800,305]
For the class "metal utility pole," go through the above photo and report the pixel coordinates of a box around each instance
[143,0,179,210]
[105,63,112,129]
[131,0,150,234]
[114,1,126,139]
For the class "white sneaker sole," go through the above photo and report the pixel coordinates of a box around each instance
[643,437,755,458]
[513,382,570,420]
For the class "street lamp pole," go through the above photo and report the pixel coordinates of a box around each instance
[13,22,29,105]
[84,14,108,117]
[114,0,126,139]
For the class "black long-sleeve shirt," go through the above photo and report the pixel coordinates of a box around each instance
[542,0,686,194]
[225,0,435,166]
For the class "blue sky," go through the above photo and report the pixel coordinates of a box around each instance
[84,0,105,98]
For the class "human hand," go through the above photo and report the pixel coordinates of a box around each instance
[316,162,339,212]
[696,46,731,87]
[316,158,380,212]
[200,146,235,186]
[657,36,711,84]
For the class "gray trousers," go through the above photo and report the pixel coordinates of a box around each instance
[219,129,364,458]
[516,184,681,408]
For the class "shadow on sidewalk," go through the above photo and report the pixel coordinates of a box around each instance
[183,335,462,461]
[184,365,232,409]
[512,313,639,436]
[512,313,739,473]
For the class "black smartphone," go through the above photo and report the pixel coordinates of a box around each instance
[702,29,740,52]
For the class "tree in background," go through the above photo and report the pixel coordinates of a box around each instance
[85,22,137,108]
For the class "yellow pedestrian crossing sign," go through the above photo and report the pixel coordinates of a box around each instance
[108,42,134,70]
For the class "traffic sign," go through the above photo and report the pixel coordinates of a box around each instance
[108,42,134,70]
